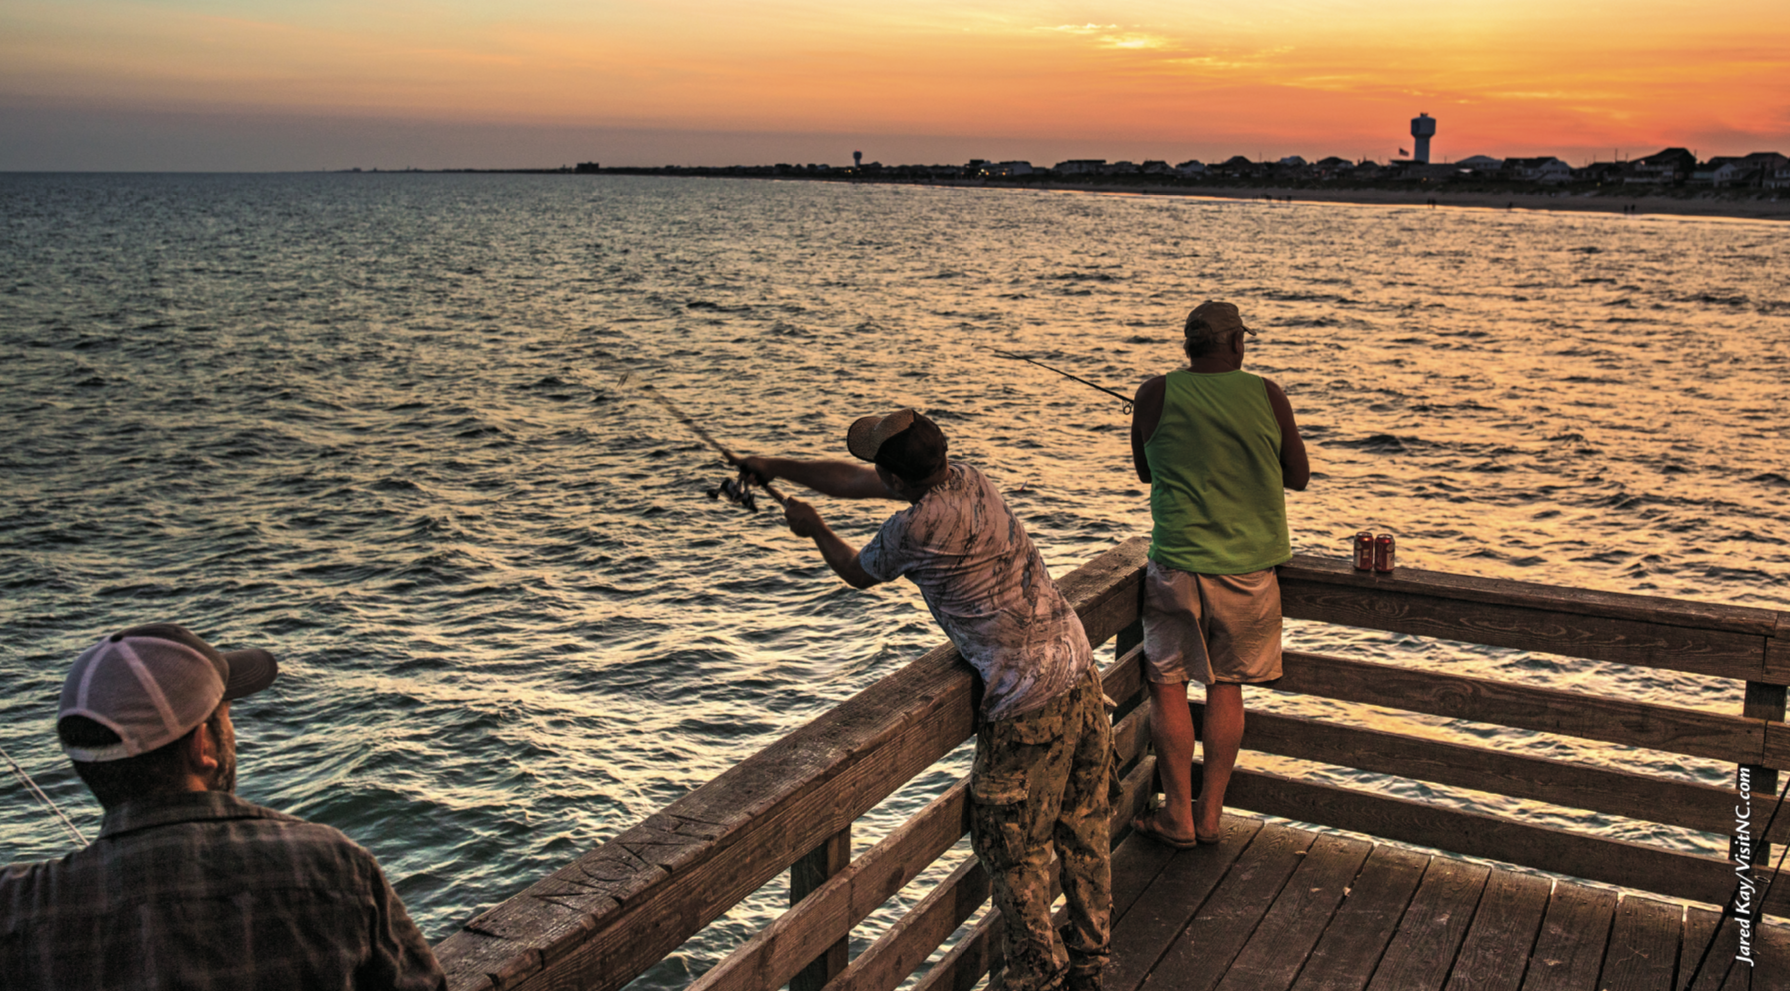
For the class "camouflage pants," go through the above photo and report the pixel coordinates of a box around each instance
[971,665,1114,991]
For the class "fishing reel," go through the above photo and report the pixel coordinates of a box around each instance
[706,470,761,512]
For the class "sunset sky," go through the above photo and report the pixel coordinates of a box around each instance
[2,0,1786,170]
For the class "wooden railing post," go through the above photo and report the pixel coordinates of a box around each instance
[790,825,851,991]
[1741,679,1786,868]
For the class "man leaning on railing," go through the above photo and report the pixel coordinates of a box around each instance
[740,408,1113,991]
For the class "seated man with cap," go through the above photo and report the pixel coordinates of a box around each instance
[739,410,1112,991]
[0,623,445,991]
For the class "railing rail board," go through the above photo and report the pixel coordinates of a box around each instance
[1275,650,1775,768]
[1279,555,1781,639]
[1234,709,1790,844]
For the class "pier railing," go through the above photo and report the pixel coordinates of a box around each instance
[434,537,1788,991]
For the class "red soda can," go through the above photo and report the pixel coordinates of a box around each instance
[1374,534,1396,574]
[1353,531,1375,571]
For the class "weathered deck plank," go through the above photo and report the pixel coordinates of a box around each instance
[1289,845,1430,991]
[1442,870,1552,991]
[1599,895,1682,991]
[1106,817,1263,991]
[1365,858,1491,991]
[1141,824,1318,991]
[901,817,1786,991]
[1213,833,1375,991]
[1520,883,1617,991]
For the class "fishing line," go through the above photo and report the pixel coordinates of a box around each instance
[2,744,88,848]
[986,348,1134,414]
[1681,767,1790,990]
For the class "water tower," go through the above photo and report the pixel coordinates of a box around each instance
[1410,113,1436,163]
[853,150,863,168]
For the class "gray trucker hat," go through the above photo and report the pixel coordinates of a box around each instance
[58,623,278,762]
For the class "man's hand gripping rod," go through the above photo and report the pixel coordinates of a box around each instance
[636,383,788,512]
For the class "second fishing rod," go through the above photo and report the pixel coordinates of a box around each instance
[985,347,1135,414]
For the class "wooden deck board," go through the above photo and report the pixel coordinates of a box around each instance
[1095,819,1784,991]
[1289,844,1431,991]
[1681,907,1790,991]
[1600,895,1683,991]
[1140,824,1318,991]
[1106,817,1263,991]
[1518,882,1617,991]
[1365,858,1491,991]
[1443,870,1552,991]
[1214,833,1375,991]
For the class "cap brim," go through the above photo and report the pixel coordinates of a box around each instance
[221,648,278,700]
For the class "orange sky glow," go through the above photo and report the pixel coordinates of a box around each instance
[2,1,1786,169]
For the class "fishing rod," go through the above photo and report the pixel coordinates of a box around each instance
[2,744,88,848]
[987,348,1134,414]
[632,379,789,512]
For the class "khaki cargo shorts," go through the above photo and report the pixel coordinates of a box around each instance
[1141,561,1283,686]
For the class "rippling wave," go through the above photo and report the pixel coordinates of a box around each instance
[2,175,1786,966]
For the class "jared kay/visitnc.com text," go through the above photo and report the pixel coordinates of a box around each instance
[1732,769,1759,967]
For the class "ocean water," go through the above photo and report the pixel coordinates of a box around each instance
[2,173,1787,977]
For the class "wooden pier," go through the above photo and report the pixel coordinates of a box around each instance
[1104,815,1785,991]
[433,538,1788,991]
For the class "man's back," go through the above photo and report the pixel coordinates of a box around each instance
[1,791,444,991]
[857,462,1092,721]
[1143,369,1290,574]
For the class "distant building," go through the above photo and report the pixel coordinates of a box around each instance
[1054,159,1106,175]
[1714,151,1790,187]
[1215,156,1259,178]
[1278,155,1307,167]
[1175,159,1206,176]
[1102,161,1141,175]
[574,162,601,173]
[1626,148,1697,184]
[1140,160,1174,175]
[1456,155,1502,171]
[1503,156,1573,183]
[1692,157,1752,185]
[1575,161,1629,183]
[987,161,1033,176]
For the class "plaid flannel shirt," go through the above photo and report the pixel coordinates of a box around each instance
[1,790,444,991]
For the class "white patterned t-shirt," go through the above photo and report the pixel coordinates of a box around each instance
[857,463,1093,721]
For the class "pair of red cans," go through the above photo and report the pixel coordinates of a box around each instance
[1353,531,1395,573]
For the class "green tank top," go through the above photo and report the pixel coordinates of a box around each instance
[1145,370,1290,574]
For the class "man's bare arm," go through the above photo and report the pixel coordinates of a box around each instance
[1129,376,1168,484]
[1262,379,1310,491]
[783,498,881,589]
[735,456,895,500]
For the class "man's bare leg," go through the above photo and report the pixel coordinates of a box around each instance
[1140,680,1198,840]
[1196,683,1244,839]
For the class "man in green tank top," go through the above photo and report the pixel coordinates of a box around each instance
[1127,301,1310,848]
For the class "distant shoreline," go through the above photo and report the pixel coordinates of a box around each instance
[1019,182,1790,222]
[324,167,1790,222]
[783,175,1790,222]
